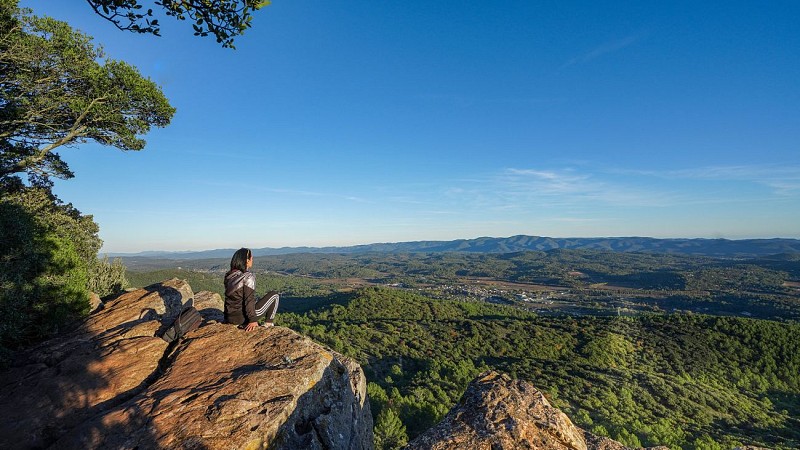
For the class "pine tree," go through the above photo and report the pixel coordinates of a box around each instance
[373,408,408,450]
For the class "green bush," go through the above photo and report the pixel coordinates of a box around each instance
[0,181,98,364]
[34,234,91,333]
[89,255,128,299]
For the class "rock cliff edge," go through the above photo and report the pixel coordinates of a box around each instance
[0,279,373,450]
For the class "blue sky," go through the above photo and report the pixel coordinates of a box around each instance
[24,1,800,252]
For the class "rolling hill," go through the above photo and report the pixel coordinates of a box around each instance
[109,235,800,260]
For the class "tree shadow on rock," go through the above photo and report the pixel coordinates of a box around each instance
[0,278,193,449]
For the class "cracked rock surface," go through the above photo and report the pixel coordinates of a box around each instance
[0,280,373,450]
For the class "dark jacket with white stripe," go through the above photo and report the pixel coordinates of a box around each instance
[224,269,256,325]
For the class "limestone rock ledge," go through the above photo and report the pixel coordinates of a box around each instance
[405,371,668,450]
[0,280,373,450]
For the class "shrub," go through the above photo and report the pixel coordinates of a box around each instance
[0,180,98,364]
[89,255,128,299]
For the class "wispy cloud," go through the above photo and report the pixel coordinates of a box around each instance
[356,164,799,225]
[496,167,674,207]
[424,163,800,215]
[414,167,679,215]
[672,165,800,195]
[504,168,592,194]
[615,164,800,196]
[560,35,640,70]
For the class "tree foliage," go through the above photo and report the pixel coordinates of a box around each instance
[86,0,270,48]
[0,1,174,185]
[0,178,128,364]
[89,255,128,299]
[373,408,408,450]
[0,180,94,362]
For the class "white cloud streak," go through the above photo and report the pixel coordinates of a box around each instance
[396,163,800,216]
[560,35,640,70]
[495,167,675,208]
[615,164,800,195]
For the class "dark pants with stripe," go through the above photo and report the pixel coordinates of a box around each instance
[255,291,280,321]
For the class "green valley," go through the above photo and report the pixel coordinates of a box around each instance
[125,249,800,449]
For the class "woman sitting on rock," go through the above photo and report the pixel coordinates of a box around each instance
[224,248,280,331]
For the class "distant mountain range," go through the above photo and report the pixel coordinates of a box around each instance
[108,235,800,260]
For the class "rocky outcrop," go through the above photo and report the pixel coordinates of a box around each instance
[0,279,372,450]
[0,279,188,449]
[193,290,224,322]
[89,291,103,313]
[405,371,667,450]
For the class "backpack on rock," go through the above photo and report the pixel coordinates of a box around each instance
[161,306,202,343]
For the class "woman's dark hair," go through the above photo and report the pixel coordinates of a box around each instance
[230,248,251,272]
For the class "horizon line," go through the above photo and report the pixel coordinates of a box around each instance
[100,234,800,256]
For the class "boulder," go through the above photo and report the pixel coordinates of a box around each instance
[193,290,224,322]
[54,325,372,450]
[405,371,665,450]
[0,278,192,450]
[88,291,103,313]
[0,280,373,450]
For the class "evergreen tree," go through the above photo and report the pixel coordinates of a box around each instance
[373,408,408,450]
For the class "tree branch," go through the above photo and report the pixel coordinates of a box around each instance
[2,95,105,177]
